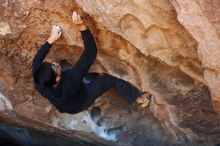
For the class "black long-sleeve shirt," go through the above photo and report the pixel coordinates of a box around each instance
[32,29,97,114]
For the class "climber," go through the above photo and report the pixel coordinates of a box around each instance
[32,11,152,114]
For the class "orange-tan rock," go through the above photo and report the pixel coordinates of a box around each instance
[0,0,220,145]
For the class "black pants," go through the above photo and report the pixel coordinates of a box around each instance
[81,73,143,109]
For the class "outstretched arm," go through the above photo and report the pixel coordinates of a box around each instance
[32,25,62,73]
[74,28,97,75]
[72,12,97,74]
[32,42,52,73]
[62,12,97,94]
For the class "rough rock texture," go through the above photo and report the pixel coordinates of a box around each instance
[0,0,220,146]
[0,121,113,146]
[170,0,220,114]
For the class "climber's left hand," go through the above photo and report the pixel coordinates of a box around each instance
[47,25,62,44]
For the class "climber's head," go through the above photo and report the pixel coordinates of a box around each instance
[34,61,61,86]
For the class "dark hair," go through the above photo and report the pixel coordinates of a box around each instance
[34,62,57,86]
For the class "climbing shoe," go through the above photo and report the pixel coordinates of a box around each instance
[136,92,152,108]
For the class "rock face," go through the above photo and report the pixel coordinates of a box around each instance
[0,0,220,145]
[170,0,220,115]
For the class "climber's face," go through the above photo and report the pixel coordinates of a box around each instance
[52,62,61,77]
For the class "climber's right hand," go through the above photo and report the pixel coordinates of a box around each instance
[72,11,87,31]
[47,25,62,44]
